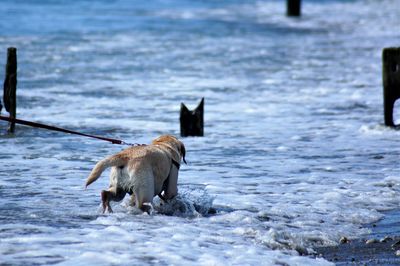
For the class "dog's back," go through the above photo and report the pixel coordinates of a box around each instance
[85,145,171,190]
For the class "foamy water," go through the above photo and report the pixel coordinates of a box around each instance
[1,0,400,265]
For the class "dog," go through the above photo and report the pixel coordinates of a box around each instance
[85,135,186,213]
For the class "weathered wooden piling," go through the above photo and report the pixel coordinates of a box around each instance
[382,47,400,127]
[180,98,204,137]
[3,47,17,133]
[287,0,301,17]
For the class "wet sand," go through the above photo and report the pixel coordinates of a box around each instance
[313,210,400,265]
[315,237,400,265]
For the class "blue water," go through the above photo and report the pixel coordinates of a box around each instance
[0,0,400,265]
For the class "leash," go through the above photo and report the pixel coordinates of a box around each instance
[0,115,138,146]
[0,115,183,167]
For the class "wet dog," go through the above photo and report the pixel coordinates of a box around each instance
[85,135,186,213]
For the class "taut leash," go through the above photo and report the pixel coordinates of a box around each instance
[0,115,185,170]
[0,115,136,145]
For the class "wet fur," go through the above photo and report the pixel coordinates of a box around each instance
[85,135,186,213]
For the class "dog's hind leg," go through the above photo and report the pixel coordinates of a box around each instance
[101,187,126,213]
[140,203,153,214]
[135,189,154,214]
[133,175,154,214]
[129,193,136,207]
[101,190,112,213]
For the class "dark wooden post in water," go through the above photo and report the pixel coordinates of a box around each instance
[180,98,204,137]
[383,47,400,127]
[3,47,17,133]
[287,0,301,17]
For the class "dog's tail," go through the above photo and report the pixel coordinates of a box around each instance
[85,155,126,188]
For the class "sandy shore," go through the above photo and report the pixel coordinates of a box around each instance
[313,210,400,265]
[315,237,400,265]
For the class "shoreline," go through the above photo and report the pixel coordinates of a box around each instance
[313,209,400,265]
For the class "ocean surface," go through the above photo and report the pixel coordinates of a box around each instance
[0,0,399,265]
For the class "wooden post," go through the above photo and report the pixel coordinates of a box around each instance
[287,0,301,17]
[3,47,17,133]
[382,47,400,127]
[180,98,204,137]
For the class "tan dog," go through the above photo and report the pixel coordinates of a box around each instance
[85,135,186,213]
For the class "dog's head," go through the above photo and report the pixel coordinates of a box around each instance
[152,135,187,164]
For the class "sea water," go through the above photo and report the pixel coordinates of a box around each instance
[0,0,399,265]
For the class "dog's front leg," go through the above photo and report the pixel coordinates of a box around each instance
[164,166,178,200]
[157,178,168,202]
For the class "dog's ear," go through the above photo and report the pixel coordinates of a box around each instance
[180,143,187,164]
